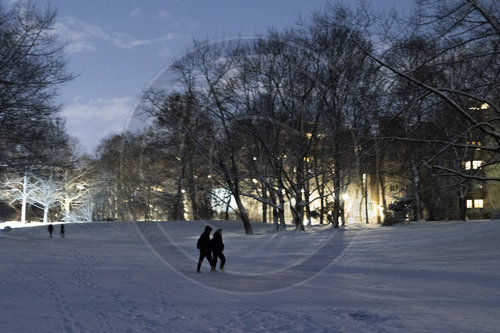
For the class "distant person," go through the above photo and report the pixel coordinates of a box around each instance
[211,228,226,271]
[196,225,215,273]
[48,224,54,238]
[60,224,65,238]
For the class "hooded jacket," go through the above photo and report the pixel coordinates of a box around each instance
[211,230,224,254]
[197,226,212,253]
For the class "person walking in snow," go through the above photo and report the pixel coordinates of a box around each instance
[60,224,65,238]
[48,224,54,238]
[211,228,226,271]
[196,225,215,272]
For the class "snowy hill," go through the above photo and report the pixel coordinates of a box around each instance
[0,220,499,332]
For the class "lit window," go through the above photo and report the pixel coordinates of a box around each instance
[466,200,473,208]
[474,199,484,208]
[472,160,483,169]
[469,103,489,110]
[464,160,483,170]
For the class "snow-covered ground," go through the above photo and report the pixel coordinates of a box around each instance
[0,219,499,332]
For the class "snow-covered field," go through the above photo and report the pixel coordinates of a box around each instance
[0,219,499,332]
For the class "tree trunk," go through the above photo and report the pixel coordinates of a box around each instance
[233,193,253,234]
[304,182,312,226]
[21,174,28,223]
[43,206,49,224]
[269,189,279,230]
[278,179,286,230]
[173,168,185,221]
[375,138,382,224]
[410,156,423,221]
[262,183,268,223]
[224,197,230,221]
[379,155,388,221]
[458,191,467,221]
[294,160,305,230]
[64,199,71,221]
[319,194,325,225]
[340,200,345,227]
[188,165,199,220]
[293,198,305,231]
[332,166,341,228]
[364,173,369,224]
[273,207,279,230]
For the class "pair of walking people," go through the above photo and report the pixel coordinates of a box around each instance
[196,225,226,273]
[48,224,65,238]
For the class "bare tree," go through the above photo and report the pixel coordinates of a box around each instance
[308,4,384,226]
[54,169,90,222]
[0,1,74,173]
[148,39,256,234]
[350,0,500,182]
[27,173,61,223]
[4,173,32,223]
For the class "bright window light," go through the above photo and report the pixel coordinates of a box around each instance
[472,160,483,169]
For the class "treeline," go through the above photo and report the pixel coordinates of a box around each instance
[1,1,498,232]
[132,0,498,233]
[0,1,75,222]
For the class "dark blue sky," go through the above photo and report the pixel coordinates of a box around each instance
[39,0,414,152]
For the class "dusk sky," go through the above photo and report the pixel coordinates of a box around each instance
[39,0,414,152]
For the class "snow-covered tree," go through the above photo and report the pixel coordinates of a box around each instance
[27,174,61,224]
[4,173,33,223]
[76,193,94,222]
[54,170,90,222]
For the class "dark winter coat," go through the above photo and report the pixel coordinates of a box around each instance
[48,224,54,233]
[211,231,224,254]
[196,226,212,253]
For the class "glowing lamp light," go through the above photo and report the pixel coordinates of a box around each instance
[378,205,384,217]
